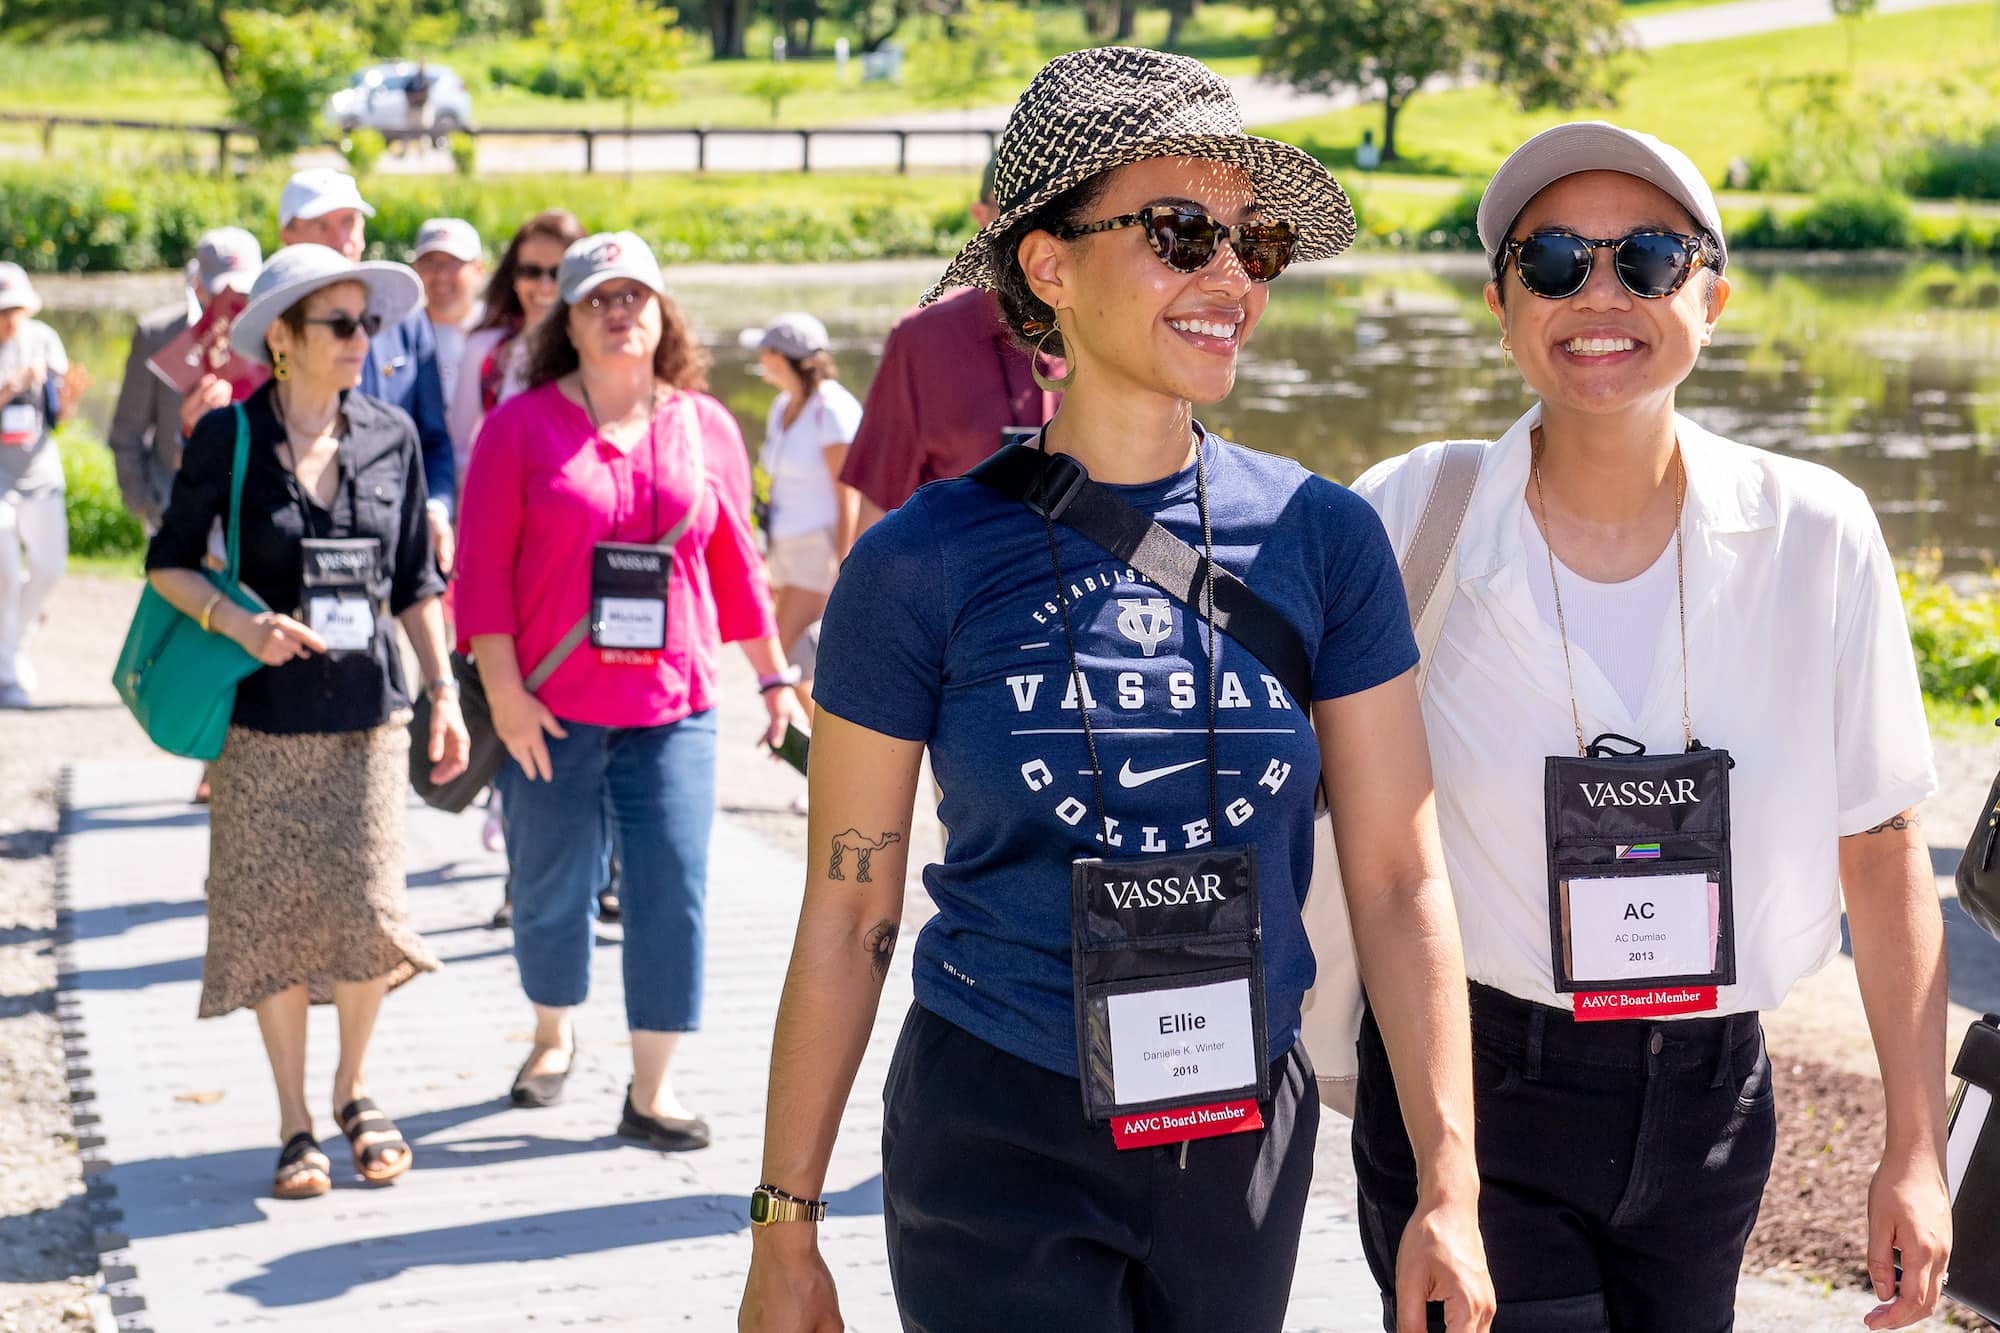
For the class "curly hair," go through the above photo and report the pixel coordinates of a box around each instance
[519,287,711,393]
[991,174,1112,360]
[475,209,586,335]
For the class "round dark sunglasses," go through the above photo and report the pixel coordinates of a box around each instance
[1056,205,1297,283]
[1500,229,1713,300]
[303,311,384,341]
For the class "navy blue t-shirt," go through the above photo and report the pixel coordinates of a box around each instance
[814,431,1417,1078]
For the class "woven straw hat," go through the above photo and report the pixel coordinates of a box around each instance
[923,46,1355,305]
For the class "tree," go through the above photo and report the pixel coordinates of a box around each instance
[747,66,809,120]
[704,0,753,58]
[909,0,1038,110]
[224,9,360,155]
[539,0,691,139]
[820,0,911,53]
[1262,0,1628,162]
[1830,0,1876,72]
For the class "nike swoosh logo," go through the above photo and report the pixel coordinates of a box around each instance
[1117,758,1205,789]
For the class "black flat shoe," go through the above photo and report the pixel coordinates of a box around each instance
[489,878,512,930]
[597,858,620,923]
[510,1036,576,1108]
[616,1086,710,1151]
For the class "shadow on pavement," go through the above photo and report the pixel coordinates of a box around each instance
[66,898,205,941]
[1842,901,2000,1016]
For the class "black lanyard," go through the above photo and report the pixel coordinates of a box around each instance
[1041,430,1220,839]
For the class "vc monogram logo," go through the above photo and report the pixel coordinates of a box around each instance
[1115,598,1173,657]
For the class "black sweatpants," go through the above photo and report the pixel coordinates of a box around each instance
[1353,984,1776,1333]
[881,1002,1318,1333]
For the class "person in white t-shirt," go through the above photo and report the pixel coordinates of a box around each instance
[411,218,483,409]
[0,264,87,709]
[751,311,862,697]
[1352,123,1949,1331]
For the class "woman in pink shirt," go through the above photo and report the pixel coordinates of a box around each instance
[455,232,803,1148]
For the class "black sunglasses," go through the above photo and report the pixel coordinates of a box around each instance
[303,311,383,341]
[1056,205,1297,283]
[1501,229,1713,300]
[515,263,560,283]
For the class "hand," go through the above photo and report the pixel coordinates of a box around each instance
[1394,1194,1495,1332]
[490,682,567,782]
[57,363,90,418]
[762,683,805,751]
[427,693,471,785]
[179,374,232,439]
[1864,1147,1951,1328]
[228,609,328,666]
[740,1230,844,1333]
[428,508,456,578]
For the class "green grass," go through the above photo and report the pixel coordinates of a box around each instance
[1257,1,2000,185]
[0,0,1822,133]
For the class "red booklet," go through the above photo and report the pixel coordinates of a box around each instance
[146,289,268,399]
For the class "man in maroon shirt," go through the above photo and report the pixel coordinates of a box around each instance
[838,161,1061,549]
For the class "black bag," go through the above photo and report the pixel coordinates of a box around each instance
[1956,721,2000,939]
[407,651,507,814]
[1945,1014,2000,1320]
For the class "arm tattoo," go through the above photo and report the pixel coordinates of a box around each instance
[1861,812,1919,835]
[864,920,899,982]
[827,828,902,883]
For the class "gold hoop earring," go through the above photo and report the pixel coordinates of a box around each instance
[1498,335,1512,364]
[272,350,290,381]
[1029,323,1072,393]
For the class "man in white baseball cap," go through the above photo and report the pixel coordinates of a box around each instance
[277,169,456,529]
[411,218,484,410]
[110,227,266,534]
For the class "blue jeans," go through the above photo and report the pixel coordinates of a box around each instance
[497,710,717,1032]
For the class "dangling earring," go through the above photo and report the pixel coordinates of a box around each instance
[1498,334,1513,364]
[1023,319,1073,393]
[272,350,290,382]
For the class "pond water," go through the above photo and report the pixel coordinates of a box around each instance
[45,255,2000,570]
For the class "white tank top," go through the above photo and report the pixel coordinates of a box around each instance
[1519,501,1678,718]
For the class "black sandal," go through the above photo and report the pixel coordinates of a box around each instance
[273,1131,330,1200]
[334,1098,412,1184]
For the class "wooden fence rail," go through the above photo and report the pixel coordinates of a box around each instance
[0,110,1000,176]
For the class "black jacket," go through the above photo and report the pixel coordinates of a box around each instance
[146,381,445,735]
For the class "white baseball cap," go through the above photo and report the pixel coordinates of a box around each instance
[188,227,263,297]
[413,217,482,263]
[278,168,377,228]
[0,263,41,315]
[558,231,665,305]
[1477,122,1727,270]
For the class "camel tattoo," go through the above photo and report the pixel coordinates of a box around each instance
[828,829,901,883]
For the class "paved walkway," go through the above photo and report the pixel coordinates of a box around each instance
[51,658,1379,1332]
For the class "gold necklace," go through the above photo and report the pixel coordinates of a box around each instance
[1528,433,1692,756]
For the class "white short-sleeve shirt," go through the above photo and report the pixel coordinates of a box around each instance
[1352,402,1937,1017]
[761,380,862,541]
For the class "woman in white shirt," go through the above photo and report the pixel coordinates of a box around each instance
[753,311,862,679]
[1351,123,1950,1331]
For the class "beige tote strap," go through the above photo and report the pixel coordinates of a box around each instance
[1400,439,1484,694]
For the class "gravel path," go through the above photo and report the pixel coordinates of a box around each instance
[0,575,148,1333]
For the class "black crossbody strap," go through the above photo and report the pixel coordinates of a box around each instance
[970,443,1314,710]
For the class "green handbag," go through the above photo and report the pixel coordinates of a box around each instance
[113,404,271,761]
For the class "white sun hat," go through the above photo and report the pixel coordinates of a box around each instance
[229,244,423,367]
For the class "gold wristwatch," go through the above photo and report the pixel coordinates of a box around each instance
[749,1183,827,1226]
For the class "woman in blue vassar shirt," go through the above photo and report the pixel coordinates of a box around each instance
[741,48,1493,1333]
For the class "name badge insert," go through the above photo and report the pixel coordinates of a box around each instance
[591,543,670,652]
[299,538,380,654]
[0,401,37,446]
[1106,977,1258,1106]
[1565,870,1716,984]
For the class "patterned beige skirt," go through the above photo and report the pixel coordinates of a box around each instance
[198,716,441,1018]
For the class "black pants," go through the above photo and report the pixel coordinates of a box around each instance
[881,1003,1318,1333]
[1353,984,1776,1333]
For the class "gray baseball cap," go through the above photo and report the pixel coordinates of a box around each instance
[188,227,263,297]
[754,311,830,361]
[1477,122,1727,270]
[558,231,665,305]
[413,217,482,263]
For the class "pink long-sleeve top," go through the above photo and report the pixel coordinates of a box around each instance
[454,380,777,728]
